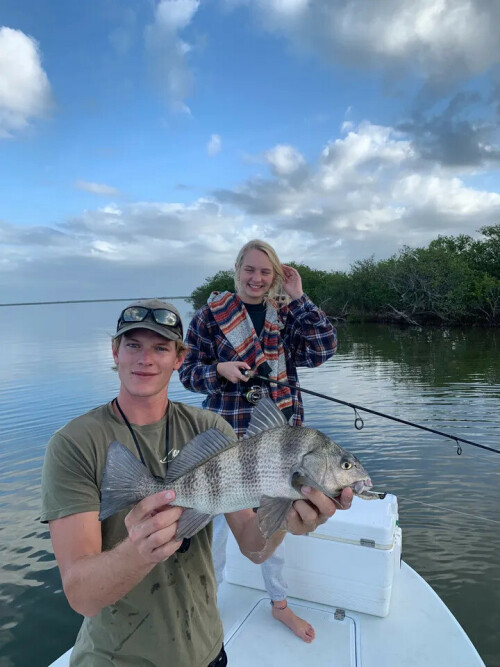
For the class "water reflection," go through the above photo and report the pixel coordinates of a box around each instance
[336,323,500,387]
[0,305,499,666]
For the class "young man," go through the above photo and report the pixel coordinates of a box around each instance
[41,299,352,667]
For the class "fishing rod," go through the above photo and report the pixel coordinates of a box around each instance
[0,296,190,307]
[245,371,500,456]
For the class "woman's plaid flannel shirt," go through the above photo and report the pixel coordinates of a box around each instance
[179,294,337,437]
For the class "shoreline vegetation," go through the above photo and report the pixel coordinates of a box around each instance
[189,225,499,327]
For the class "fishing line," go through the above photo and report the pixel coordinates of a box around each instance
[397,497,500,526]
[246,372,500,456]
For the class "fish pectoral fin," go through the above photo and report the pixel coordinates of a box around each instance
[256,496,294,539]
[176,509,215,540]
[290,468,317,493]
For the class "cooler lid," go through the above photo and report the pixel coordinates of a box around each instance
[225,598,357,666]
[311,493,398,549]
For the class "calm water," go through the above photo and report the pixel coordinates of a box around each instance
[0,302,499,667]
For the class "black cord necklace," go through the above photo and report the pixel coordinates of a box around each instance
[114,398,170,472]
[112,398,191,554]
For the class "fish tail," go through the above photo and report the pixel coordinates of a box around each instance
[99,440,158,521]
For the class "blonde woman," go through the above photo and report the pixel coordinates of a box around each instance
[179,240,339,642]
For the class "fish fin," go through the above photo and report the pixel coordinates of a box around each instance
[243,397,288,439]
[99,441,158,521]
[290,468,318,493]
[176,509,215,540]
[256,496,293,539]
[165,429,233,484]
[291,469,337,500]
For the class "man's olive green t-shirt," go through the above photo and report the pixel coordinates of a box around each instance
[41,400,237,667]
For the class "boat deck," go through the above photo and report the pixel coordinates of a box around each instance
[218,561,485,667]
[50,561,485,667]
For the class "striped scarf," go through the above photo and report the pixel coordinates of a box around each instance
[207,291,293,412]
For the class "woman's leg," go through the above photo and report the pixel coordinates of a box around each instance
[261,543,315,643]
[211,514,230,587]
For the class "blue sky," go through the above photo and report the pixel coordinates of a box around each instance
[2,0,500,303]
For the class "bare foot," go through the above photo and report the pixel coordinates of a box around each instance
[271,601,315,643]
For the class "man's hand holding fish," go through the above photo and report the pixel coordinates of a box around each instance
[286,485,353,535]
[123,490,184,565]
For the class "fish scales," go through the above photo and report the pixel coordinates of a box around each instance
[173,443,240,512]
[238,433,258,499]
[206,455,222,506]
[198,455,212,502]
[155,428,306,514]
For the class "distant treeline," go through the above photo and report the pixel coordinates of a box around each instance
[188,225,500,326]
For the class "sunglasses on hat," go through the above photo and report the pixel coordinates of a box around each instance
[117,306,181,330]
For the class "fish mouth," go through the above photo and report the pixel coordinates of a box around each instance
[352,478,373,495]
[351,478,386,500]
[351,477,373,493]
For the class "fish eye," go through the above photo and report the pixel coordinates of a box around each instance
[341,460,352,470]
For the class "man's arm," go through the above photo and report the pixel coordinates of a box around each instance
[49,492,183,617]
[226,486,353,563]
[224,508,285,564]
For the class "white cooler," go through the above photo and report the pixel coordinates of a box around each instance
[225,493,402,617]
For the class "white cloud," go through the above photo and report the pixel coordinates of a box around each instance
[233,0,500,85]
[264,0,309,18]
[0,27,52,137]
[265,144,305,176]
[2,120,500,301]
[318,123,415,191]
[207,133,222,156]
[91,240,120,256]
[145,0,200,112]
[215,120,500,262]
[75,181,122,196]
[108,6,137,55]
[393,174,500,218]
[155,0,200,31]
